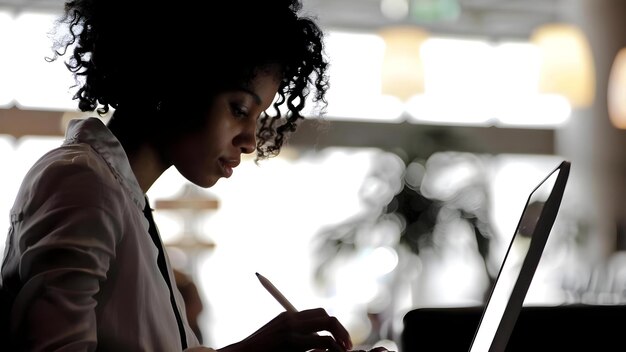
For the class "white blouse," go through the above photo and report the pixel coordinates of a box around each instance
[0,117,214,351]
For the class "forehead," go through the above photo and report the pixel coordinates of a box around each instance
[242,66,282,107]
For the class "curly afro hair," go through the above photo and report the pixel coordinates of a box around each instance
[49,0,330,159]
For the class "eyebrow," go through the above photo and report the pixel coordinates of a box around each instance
[238,87,262,105]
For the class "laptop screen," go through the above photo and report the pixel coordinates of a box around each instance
[468,161,569,352]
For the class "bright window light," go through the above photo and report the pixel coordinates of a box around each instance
[0,11,15,107]
[403,37,571,127]
[495,94,571,127]
[407,37,494,125]
[406,94,493,126]
[491,42,542,96]
[319,31,405,122]
[422,38,494,99]
[12,12,77,111]
[492,43,571,127]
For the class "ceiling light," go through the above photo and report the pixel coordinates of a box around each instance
[530,23,595,109]
[608,48,626,129]
[379,26,429,102]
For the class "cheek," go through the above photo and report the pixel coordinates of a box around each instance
[170,117,238,187]
[170,136,219,186]
[169,134,204,167]
[192,125,233,162]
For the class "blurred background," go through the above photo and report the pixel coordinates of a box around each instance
[3,0,626,350]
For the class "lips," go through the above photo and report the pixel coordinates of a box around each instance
[219,158,240,178]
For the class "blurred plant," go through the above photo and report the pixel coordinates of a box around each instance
[312,150,495,290]
[311,135,497,343]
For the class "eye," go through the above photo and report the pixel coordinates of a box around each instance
[230,103,249,119]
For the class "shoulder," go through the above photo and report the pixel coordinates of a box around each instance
[15,144,127,215]
[30,143,117,190]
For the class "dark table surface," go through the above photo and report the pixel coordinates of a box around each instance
[401,304,626,352]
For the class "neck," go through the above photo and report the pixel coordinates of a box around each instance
[126,143,170,193]
[107,113,171,193]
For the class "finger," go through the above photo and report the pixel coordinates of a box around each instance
[293,309,353,350]
[292,332,348,352]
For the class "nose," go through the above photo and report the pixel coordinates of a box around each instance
[240,137,256,154]
[234,119,257,154]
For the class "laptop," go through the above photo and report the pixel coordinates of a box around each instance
[401,160,571,352]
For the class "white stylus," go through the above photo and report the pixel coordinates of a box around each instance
[255,272,298,312]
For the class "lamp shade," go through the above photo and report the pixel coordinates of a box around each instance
[608,48,626,129]
[531,23,595,108]
[379,26,429,101]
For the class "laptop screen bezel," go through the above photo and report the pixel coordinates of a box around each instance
[468,160,571,352]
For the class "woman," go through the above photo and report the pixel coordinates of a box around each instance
[0,0,393,351]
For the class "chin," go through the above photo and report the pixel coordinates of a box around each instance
[197,178,218,188]
[177,167,219,188]
[184,175,218,189]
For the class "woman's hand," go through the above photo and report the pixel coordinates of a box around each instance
[218,308,353,352]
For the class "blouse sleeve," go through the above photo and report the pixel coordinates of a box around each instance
[10,154,123,351]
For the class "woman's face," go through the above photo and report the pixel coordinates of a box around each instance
[168,68,281,188]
